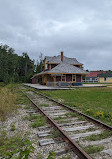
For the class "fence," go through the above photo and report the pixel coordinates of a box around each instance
[82,80,98,83]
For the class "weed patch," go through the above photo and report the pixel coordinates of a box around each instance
[38,103,49,107]
[84,145,104,154]
[54,116,68,121]
[10,123,16,131]
[24,105,30,109]
[0,131,34,158]
[30,114,46,128]
[84,130,112,141]
[65,112,77,117]
[47,151,56,159]
[16,92,30,105]
[51,129,61,138]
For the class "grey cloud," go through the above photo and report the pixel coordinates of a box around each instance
[0,0,112,70]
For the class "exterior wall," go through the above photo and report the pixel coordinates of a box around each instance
[42,75,48,85]
[55,74,82,83]
[41,74,83,85]
[66,74,72,82]
[44,59,48,70]
[42,74,54,85]
[32,77,38,84]
[98,77,112,83]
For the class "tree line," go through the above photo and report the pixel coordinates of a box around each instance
[0,44,43,84]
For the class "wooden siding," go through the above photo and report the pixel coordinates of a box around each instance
[32,77,38,84]
[48,64,51,70]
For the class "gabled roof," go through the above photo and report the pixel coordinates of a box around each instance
[45,55,82,65]
[45,56,53,61]
[34,62,87,77]
[98,72,112,77]
[86,71,106,77]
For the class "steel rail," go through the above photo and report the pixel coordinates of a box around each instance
[31,89,112,131]
[22,90,92,159]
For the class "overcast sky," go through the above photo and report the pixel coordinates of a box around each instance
[0,0,112,70]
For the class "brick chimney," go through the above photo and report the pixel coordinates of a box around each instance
[61,51,63,62]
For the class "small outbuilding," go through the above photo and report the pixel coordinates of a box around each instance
[85,71,106,83]
[98,72,112,83]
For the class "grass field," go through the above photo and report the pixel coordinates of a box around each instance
[41,87,112,126]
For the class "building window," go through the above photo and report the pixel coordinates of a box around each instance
[61,75,66,82]
[72,75,76,82]
[104,77,106,81]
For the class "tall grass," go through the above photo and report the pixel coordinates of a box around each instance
[0,87,17,121]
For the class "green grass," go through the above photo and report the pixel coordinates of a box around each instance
[0,131,34,158]
[54,116,68,120]
[40,87,112,126]
[24,105,31,109]
[51,129,61,138]
[10,123,16,131]
[84,130,112,141]
[84,145,104,154]
[30,114,46,128]
[38,103,49,107]
[16,92,31,105]
[65,112,77,117]
[24,114,42,121]
[65,112,86,121]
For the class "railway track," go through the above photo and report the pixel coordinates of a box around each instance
[22,86,112,159]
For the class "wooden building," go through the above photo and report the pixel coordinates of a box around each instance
[32,52,88,86]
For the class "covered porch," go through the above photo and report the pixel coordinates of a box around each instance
[41,73,82,86]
